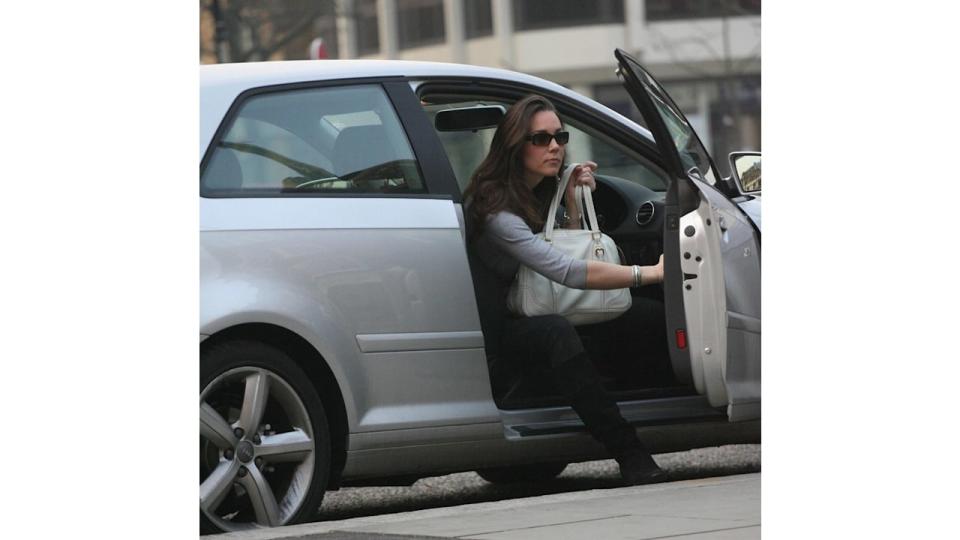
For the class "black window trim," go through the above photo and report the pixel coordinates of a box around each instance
[200,76,454,201]
[382,80,462,202]
[413,77,672,191]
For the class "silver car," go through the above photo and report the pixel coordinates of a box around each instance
[199,49,761,533]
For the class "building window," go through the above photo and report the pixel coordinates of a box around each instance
[646,0,760,22]
[355,0,380,56]
[513,0,624,31]
[464,0,493,39]
[398,0,446,50]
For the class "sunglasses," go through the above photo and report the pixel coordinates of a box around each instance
[525,131,570,146]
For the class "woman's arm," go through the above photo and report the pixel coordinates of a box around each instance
[585,255,664,290]
[486,211,589,287]
[484,211,664,291]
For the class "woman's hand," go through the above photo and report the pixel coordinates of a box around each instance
[562,162,598,228]
[584,255,664,290]
[652,254,664,284]
[565,161,598,202]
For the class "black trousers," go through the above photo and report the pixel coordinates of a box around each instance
[499,297,670,384]
[500,314,586,371]
[577,296,674,387]
[497,302,665,457]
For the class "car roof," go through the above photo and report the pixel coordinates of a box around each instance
[199,60,652,160]
[201,59,565,92]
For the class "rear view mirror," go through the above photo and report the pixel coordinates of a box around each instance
[729,152,761,194]
[434,105,505,132]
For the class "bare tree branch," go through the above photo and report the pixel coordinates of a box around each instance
[733,41,762,73]
[243,19,262,61]
[259,5,325,59]
[201,0,332,63]
[648,28,715,78]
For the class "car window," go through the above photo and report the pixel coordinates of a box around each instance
[617,52,719,185]
[202,85,426,195]
[648,91,715,183]
[421,96,666,193]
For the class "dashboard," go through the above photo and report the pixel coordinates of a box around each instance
[591,174,665,267]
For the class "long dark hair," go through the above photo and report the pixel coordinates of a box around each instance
[463,94,564,239]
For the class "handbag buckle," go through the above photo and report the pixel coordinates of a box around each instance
[595,246,605,258]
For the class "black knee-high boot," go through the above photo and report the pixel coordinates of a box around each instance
[553,352,666,485]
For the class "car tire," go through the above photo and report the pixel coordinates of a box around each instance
[200,340,331,533]
[476,462,568,484]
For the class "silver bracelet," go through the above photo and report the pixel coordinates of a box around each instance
[632,265,642,288]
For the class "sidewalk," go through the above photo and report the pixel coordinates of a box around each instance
[218,473,760,540]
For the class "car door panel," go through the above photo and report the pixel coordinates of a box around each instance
[614,48,760,421]
[679,180,761,418]
[679,197,725,400]
[690,181,761,420]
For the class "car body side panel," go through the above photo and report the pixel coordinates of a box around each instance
[733,196,761,232]
[200,196,461,231]
[200,197,498,433]
[341,418,760,479]
[199,270,360,423]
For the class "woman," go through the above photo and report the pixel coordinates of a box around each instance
[464,94,667,485]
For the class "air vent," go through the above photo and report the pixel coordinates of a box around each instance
[636,201,655,226]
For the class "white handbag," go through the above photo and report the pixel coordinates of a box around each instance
[506,163,632,325]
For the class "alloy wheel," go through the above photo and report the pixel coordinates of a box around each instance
[200,366,316,531]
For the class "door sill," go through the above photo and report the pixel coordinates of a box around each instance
[496,385,697,411]
[508,413,725,438]
[500,394,725,440]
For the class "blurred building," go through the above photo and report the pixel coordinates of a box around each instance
[335,0,760,172]
[200,1,341,64]
[200,0,760,172]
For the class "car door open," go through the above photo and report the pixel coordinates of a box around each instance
[614,49,761,422]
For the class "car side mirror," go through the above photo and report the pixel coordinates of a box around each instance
[434,105,505,132]
[729,152,761,194]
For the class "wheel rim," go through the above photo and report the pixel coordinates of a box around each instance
[200,366,316,531]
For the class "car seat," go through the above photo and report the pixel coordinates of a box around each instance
[333,125,398,190]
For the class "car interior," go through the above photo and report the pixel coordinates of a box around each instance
[419,88,698,410]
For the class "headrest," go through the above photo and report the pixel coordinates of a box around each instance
[333,125,396,177]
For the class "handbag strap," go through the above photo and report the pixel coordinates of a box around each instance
[543,163,577,241]
[575,184,603,236]
[544,163,603,242]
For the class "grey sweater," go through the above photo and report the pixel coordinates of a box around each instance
[472,211,588,289]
